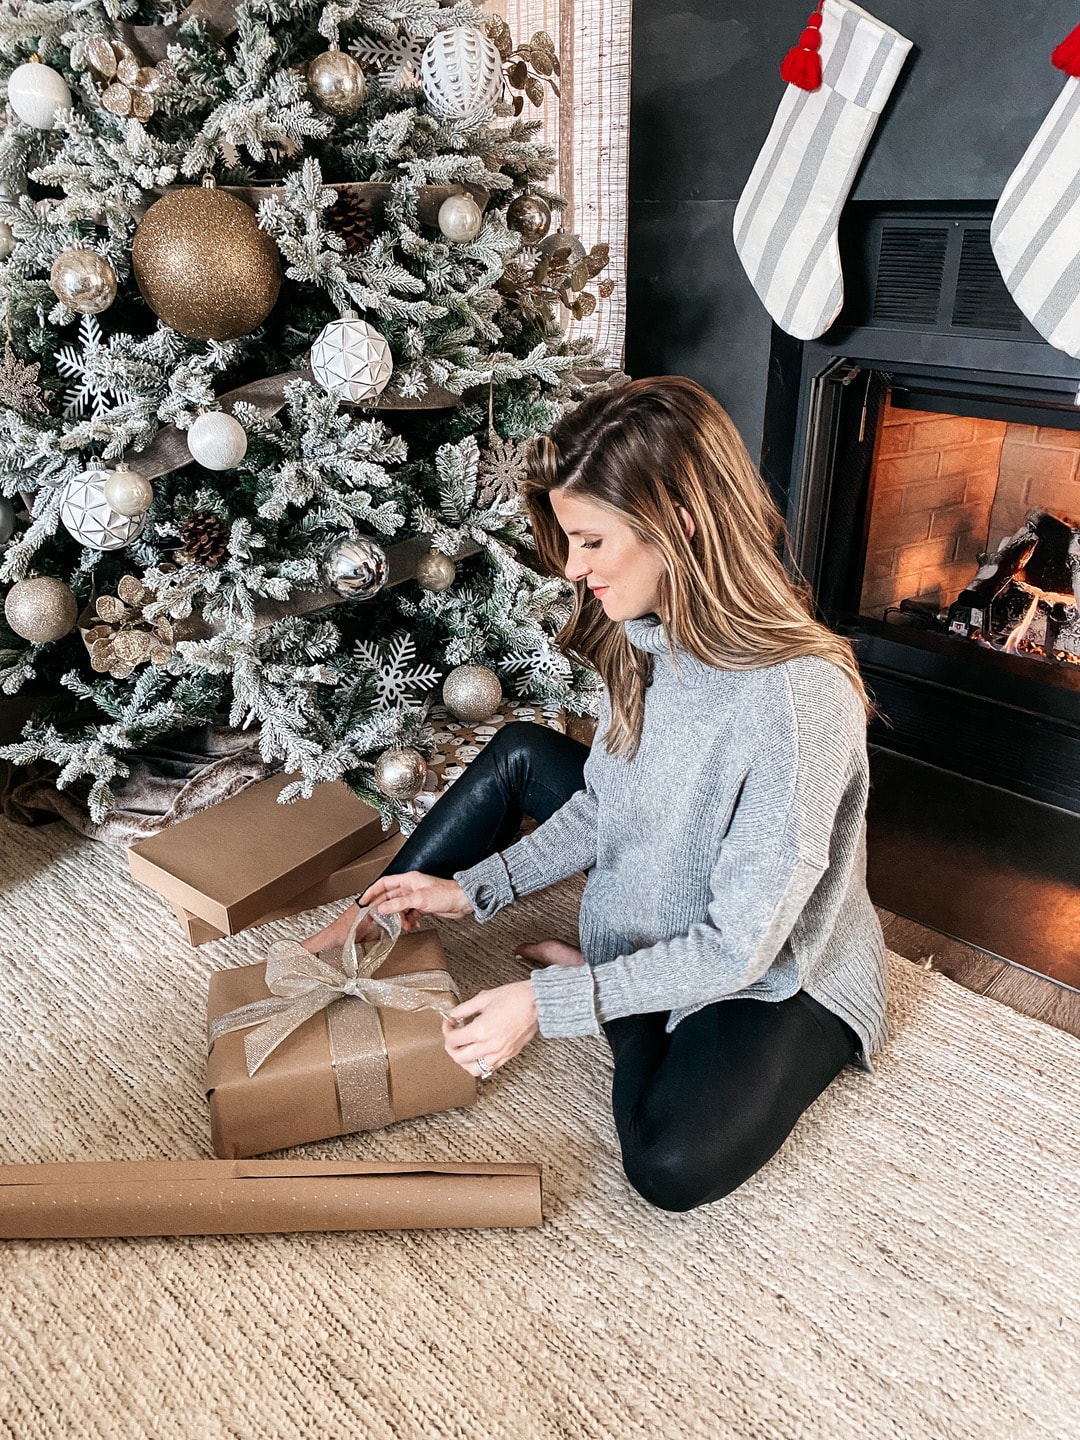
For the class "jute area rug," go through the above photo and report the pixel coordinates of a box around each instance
[0,817,1077,1440]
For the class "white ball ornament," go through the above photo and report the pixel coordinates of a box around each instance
[7,59,72,131]
[421,27,503,120]
[437,193,483,243]
[186,411,248,471]
[102,462,153,518]
[310,312,393,405]
[60,467,146,550]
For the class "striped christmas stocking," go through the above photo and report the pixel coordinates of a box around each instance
[991,24,1080,359]
[734,0,912,341]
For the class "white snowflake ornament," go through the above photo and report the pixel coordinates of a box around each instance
[310,312,393,405]
[55,315,136,418]
[354,632,440,710]
[349,29,425,89]
[60,468,146,550]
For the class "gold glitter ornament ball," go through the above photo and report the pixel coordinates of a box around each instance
[131,180,281,340]
[442,663,502,723]
[4,574,78,643]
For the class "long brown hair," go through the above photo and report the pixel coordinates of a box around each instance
[523,375,869,758]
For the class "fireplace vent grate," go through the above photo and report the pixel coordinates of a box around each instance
[952,227,1024,332]
[871,227,948,325]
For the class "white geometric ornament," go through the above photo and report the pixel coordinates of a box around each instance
[60,467,146,550]
[421,26,503,120]
[310,312,393,405]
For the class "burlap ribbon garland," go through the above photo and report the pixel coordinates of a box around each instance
[207,907,458,1132]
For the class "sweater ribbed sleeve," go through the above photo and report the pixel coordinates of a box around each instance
[453,779,600,922]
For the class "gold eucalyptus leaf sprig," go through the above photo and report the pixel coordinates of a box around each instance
[499,239,614,325]
[486,19,560,115]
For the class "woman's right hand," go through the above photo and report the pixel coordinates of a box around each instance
[358,870,474,929]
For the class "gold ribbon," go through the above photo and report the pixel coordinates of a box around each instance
[207,908,458,1132]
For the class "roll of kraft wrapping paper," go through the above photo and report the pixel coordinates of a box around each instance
[0,1159,543,1238]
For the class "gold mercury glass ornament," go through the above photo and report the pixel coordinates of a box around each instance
[506,194,552,245]
[307,47,367,116]
[374,746,428,800]
[131,176,281,341]
[437,193,483,243]
[49,246,117,314]
[415,549,456,592]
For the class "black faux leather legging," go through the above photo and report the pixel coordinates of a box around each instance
[380,722,859,1212]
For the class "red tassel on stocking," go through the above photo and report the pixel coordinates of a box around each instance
[780,3,825,91]
[1051,22,1080,78]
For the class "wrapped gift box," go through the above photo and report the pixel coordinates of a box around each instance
[206,927,476,1158]
[128,773,391,935]
[171,832,407,947]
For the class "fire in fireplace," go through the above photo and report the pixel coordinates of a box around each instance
[860,399,1080,668]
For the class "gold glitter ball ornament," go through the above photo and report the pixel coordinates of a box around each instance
[49,246,117,314]
[307,47,367,116]
[374,746,428,801]
[131,178,281,341]
[415,549,456,592]
[442,663,502,723]
[4,574,78,644]
[506,194,551,245]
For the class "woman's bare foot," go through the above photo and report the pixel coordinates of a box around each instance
[513,939,586,968]
[302,903,380,954]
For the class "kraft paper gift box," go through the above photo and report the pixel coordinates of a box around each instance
[206,919,476,1158]
[128,773,391,936]
[171,832,407,947]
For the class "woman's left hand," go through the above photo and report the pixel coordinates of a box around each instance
[442,981,539,1079]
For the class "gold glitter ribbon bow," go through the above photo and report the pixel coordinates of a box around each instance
[207,907,458,1132]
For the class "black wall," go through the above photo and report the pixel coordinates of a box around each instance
[625,1,1079,458]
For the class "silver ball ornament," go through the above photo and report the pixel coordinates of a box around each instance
[0,496,15,544]
[416,549,456,593]
[307,47,367,117]
[310,312,393,405]
[60,468,146,550]
[102,462,153,518]
[324,532,389,599]
[442,663,502,723]
[437,193,483,243]
[4,575,78,643]
[374,746,428,801]
[7,60,72,131]
[506,194,552,245]
[186,411,248,470]
[49,246,117,314]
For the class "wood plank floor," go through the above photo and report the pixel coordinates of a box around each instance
[877,908,1080,1042]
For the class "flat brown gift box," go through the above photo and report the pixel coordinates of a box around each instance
[128,773,390,935]
[171,832,407,946]
[0,1158,543,1237]
[206,929,477,1158]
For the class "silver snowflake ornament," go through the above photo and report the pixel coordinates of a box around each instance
[0,340,47,415]
[55,315,136,419]
[349,30,425,89]
[354,632,440,710]
[478,434,531,507]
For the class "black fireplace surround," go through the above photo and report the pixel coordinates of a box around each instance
[766,203,1080,813]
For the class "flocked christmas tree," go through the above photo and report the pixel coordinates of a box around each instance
[0,0,617,828]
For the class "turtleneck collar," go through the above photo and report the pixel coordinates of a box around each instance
[623,615,716,682]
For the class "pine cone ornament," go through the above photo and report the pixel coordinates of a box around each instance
[325,190,380,254]
[178,511,228,567]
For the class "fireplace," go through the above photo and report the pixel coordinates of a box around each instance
[770,204,1080,814]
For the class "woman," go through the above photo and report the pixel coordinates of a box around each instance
[305,376,887,1213]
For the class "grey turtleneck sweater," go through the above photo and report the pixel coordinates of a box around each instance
[453,616,888,1069]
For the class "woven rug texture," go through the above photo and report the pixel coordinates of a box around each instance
[0,816,1077,1440]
